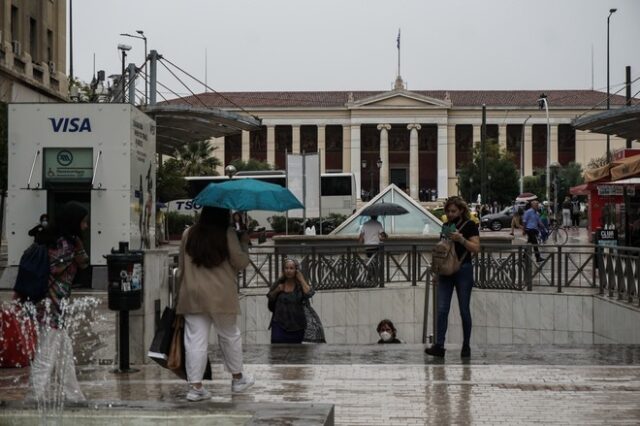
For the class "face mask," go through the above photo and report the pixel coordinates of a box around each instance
[41,221,48,227]
[379,331,392,342]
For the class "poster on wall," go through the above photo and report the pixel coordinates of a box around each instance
[129,111,156,250]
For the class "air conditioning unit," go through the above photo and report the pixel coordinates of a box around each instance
[11,40,21,56]
[48,61,56,73]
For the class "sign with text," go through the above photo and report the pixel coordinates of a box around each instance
[43,147,93,183]
[287,153,320,218]
[596,229,618,247]
[597,185,636,196]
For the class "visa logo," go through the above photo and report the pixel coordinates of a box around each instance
[48,117,92,132]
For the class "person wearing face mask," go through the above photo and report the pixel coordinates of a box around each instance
[28,213,49,244]
[267,258,314,344]
[376,319,402,344]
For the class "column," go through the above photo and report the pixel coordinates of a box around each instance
[266,126,275,167]
[377,124,391,190]
[524,124,533,177]
[447,125,457,197]
[550,124,558,164]
[241,130,250,162]
[342,125,351,172]
[437,124,449,199]
[212,136,225,174]
[350,125,361,200]
[472,124,481,149]
[498,124,507,151]
[292,125,301,154]
[317,125,326,173]
[408,124,421,200]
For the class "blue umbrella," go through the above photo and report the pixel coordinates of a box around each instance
[194,178,304,212]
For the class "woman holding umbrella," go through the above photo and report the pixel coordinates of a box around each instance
[176,206,255,401]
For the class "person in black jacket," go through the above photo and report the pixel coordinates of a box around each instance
[28,214,49,244]
[377,319,402,344]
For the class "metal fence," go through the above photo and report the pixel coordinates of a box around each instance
[597,245,640,305]
[239,242,603,292]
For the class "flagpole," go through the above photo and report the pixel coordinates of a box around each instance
[397,29,401,78]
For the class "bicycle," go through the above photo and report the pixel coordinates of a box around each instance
[539,221,568,245]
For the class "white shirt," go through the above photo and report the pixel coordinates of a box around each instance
[305,226,316,236]
[360,219,384,245]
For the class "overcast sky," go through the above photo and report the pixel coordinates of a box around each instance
[71,0,640,100]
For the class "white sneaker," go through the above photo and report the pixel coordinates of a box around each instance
[186,386,211,401]
[231,374,255,393]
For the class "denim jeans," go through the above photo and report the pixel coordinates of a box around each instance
[436,262,474,348]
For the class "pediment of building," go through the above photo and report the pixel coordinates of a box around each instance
[349,90,451,109]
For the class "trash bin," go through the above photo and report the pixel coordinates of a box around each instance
[105,242,143,372]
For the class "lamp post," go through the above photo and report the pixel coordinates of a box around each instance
[117,44,132,102]
[606,8,617,163]
[550,162,561,224]
[225,164,237,179]
[520,115,532,194]
[537,93,551,203]
[120,31,148,104]
[487,174,492,205]
[361,159,368,200]
[469,176,473,205]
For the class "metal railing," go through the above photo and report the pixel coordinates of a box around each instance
[597,245,640,305]
[238,242,603,293]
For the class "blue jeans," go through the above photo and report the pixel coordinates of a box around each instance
[436,262,474,348]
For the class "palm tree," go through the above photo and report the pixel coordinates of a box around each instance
[174,140,221,176]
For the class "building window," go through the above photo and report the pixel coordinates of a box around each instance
[224,133,242,166]
[47,30,54,63]
[275,125,292,170]
[30,18,37,62]
[455,124,473,171]
[506,124,523,169]
[300,125,317,153]
[558,124,576,165]
[325,125,343,172]
[532,124,548,170]
[418,125,438,191]
[250,126,267,163]
[485,124,499,142]
[11,6,19,44]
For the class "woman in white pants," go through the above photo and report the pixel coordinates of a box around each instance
[176,206,254,401]
[561,196,573,229]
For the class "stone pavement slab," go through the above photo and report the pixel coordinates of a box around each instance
[2,344,640,425]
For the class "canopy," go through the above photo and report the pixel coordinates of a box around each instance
[610,155,640,181]
[607,177,640,185]
[572,104,640,141]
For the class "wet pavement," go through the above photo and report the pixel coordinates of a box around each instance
[2,344,640,425]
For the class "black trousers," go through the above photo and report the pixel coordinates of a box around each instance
[525,229,542,261]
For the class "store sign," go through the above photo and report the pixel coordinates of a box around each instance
[43,148,93,183]
[596,229,618,247]
[597,185,635,196]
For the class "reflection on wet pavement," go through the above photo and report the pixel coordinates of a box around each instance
[2,344,640,425]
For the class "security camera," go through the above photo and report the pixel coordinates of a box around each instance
[117,44,132,51]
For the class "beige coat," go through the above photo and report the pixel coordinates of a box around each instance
[176,227,249,316]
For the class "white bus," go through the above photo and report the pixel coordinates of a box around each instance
[184,171,356,229]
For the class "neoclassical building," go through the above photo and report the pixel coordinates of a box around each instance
[167,80,636,201]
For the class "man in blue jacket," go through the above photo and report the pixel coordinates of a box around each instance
[522,200,546,262]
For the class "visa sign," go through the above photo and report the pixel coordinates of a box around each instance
[48,117,92,133]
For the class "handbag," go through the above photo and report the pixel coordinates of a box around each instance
[431,220,470,276]
[147,306,176,368]
[166,314,212,381]
[302,299,326,343]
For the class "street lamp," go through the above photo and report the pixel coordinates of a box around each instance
[487,174,492,205]
[469,176,474,204]
[361,159,369,200]
[117,44,132,102]
[550,162,561,223]
[376,158,382,195]
[225,164,237,179]
[520,115,532,194]
[120,30,148,104]
[537,93,551,203]
[606,8,617,163]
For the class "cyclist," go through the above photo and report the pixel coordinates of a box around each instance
[523,200,546,262]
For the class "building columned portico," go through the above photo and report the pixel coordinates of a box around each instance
[165,88,637,201]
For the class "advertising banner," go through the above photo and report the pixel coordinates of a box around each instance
[287,153,320,219]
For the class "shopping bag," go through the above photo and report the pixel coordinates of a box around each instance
[167,315,184,370]
[0,304,37,368]
[302,299,326,343]
[147,306,176,368]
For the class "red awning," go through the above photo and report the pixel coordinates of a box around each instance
[570,183,591,195]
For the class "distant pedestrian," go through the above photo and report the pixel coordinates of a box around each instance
[27,214,49,244]
[359,215,386,257]
[425,196,480,359]
[376,319,402,344]
[571,196,581,228]
[177,206,254,401]
[523,200,546,262]
[267,258,315,344]
[561,196,572,229]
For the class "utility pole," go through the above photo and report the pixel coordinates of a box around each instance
[626,65,632,149]
[480,104,487,206]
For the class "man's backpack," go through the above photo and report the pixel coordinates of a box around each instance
[14,243,50,302]
[431,221,470,277]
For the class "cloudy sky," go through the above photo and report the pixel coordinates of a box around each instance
[71,0,640,100]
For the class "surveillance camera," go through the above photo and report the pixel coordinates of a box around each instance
[117,44,132,51]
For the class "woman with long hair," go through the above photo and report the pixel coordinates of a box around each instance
[29,201,90,402]
[267,258,314,344]
[425,196,480,359]
[176,206,254,401]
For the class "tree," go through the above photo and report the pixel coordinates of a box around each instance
[523,170,546,200]
[174,140,221,176]
[458,139,520,206]
[230,159,272,172]
[156,158,188,202]
[587,154,608,170]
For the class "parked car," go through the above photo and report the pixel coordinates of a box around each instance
[480,207,515,231]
